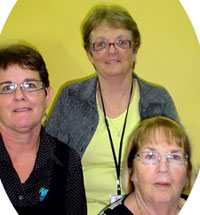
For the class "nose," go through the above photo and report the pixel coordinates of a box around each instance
[157,157,169,173]
[108,43,117,54]
[14,85,26,100]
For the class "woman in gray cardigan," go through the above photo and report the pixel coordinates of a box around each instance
[46,4,178,215]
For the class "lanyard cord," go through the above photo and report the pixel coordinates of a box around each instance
[98,79,133,195]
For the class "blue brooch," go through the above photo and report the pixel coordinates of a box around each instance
[39,187,49,201]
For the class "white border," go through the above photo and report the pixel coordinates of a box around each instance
[178,2,200,213]
[179,0,200,44]
[0,181,18,214]
[179,170,200,214]
[0,0,17,34]
[0,1,20,213]
[0,1,199,214]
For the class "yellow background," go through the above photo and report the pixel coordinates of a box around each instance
[0,0,200,170]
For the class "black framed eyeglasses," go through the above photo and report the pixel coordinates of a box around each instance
[0,80,45,94]
[92,40,134,51]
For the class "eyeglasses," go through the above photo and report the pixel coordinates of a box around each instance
[0,80,45,94]
[136,151,188,165]
[92,40,134,51]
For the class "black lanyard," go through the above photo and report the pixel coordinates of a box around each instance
[98,80,133,195]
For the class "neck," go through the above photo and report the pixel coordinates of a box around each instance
[136,193,181,215]
[97,73,132,96]
[0,125,41,183]
[97,74,133,118]
[126,192,181,215]
[0,125,41,155]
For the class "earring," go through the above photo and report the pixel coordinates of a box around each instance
[43,112,48,125]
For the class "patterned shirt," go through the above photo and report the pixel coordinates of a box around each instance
[0,127,87,214]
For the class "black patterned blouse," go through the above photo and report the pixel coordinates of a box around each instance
[0,127,87,215]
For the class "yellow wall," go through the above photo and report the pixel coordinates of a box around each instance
[0,0,200,170]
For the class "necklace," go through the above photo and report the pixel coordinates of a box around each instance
[108,118,122,137]
[135,196,144,215]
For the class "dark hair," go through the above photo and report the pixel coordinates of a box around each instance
[124,116,192,193]
[0,44,49,87]
[81,4,141,53]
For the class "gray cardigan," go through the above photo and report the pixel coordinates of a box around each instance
[46,73,178,158]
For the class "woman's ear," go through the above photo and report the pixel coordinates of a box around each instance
[130,169,134,182]
[87,51,95,65]
[45,86,53,109]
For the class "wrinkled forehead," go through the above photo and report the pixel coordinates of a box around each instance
[90,20,133,40]
[138,127,185,150]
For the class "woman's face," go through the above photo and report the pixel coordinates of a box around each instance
[132,130,187,204]
[0,64,52,133]
[88,22,137,79]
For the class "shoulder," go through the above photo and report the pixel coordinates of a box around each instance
[54,139,81,163]
[43,129,81,164]
[60,76,97,95]
[133,73,170,98]
[56,76,97,107]
[139,79,170,99]
[181,193,188,200]
[100,195,134,215]
[133,74,179,121]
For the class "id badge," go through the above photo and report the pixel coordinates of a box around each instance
[110,194,122,204]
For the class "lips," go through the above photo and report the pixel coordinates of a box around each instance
[154,182,171,188]
[105,59,120,64]
[14,107,31,112]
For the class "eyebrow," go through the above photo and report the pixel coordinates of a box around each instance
[143,147,183,153]
[24,78,39,82]
[0,79,39,85]
[169,149,183,153]
[93,35,130,42]
[0,81,13,84]
[143,147,157,152]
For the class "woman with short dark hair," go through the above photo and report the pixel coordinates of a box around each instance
[0,44,87,215]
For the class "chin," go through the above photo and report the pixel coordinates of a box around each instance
[152,193,173,203]
[14,121,40,131]
[106,70,125,77]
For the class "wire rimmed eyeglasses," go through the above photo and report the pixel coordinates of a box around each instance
[92,40,134,51]
[136,151,188,165]
[0,80,45,94]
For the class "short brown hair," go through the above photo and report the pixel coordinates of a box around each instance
[0,44,49,87]
[123,116,192,194]
[81,4,141,52]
